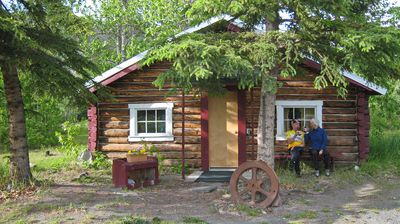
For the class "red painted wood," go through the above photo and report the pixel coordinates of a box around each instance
[200,92,209,171]
[112,157,159,188]
[90,63,141,92]
[227,23,241,32]
[87,104,97,152]
[238,89,247,165]
[357,91,370,160]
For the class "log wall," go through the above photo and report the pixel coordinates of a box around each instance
[96,63,370,167]
[97,62,202,167]
[245,70,364,165]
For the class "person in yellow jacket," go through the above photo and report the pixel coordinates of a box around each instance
[286,119,305,176]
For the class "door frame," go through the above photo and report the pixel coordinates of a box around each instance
[200,88,247,171]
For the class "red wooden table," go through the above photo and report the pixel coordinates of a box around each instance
[112,157,160,189]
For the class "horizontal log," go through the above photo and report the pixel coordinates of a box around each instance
[99,116,129,122]
[101,129,129,137]
[324,122,357,129]
[173,107,201,114]
[99,137,128,143]
[276,94,356,100]
[100,121,129,129]
[328,137,357,146]
[100,143,201,152]
[325,129,357,136]
[324,101,356,108]
[99,110,129,117]
[173,122,201,128]
[173,114,201,121]
[173,128,201,136]
[323,108,356,114]
[277,87,339,95]
[323,115,356,122]
[174,136,201,144]
[109,82,174,89]
[279,81,315,87]
[103,96,199,103]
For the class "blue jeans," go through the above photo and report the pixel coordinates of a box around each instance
[290,147,304,174]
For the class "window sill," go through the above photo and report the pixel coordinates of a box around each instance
[128,136,174,142]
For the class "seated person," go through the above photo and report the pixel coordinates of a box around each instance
[286,119,305,176]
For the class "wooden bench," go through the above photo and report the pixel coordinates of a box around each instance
[274,149,336,170]
[112,157,160,189]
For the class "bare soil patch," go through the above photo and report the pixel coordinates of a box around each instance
[1,169,400,223]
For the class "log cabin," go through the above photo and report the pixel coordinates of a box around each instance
[86,15,387,170]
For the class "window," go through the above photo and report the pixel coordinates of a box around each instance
[128,103,173,142]
[275,100,323,140]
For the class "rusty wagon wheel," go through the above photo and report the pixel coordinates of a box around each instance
[229,160,279,208]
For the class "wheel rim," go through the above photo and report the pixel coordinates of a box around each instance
[229,161,279,208]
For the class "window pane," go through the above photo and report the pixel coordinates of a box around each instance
[137,122,146,133]
[284,108,292,120]
[147,122,156,133]
[157,110,165,121]
[137,110,146,121]
[294,108,302,120]
[305,108,315,119]
[157,122,166,133]
[284,120,290,133]
[147,110,156,121]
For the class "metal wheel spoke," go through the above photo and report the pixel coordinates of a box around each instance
[251,190,256,202]
[239,189,248,197]
[252,167,257,181]
[239,175,249,184]
[257,188,272,198]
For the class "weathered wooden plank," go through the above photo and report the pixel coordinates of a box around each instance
[99,116,129,122]
[103,96,200,103]
[325,129,357,136]
[173,122,201,128]
[173,114,201,121]
[323,114,356,122]
[276,95,356,100]
[101,129,129,137]
[324,101,356,108]
[323,122,357,129]
[100,121,129,129]
[328,137,357,146]
[100,143,201,152]
[323,108,356,114]
[174,136,201,144]
[99,110,129,117]
[173,128,201,136]
[173,107,201,114]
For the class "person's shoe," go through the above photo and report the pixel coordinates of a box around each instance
[296,173,301,177]
[325,169,330,176]
[315,170,320,177]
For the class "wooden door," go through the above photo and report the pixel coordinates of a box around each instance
[208,91,238,168]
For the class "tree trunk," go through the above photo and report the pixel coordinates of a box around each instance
[257,15,279,169]
[1,63,32,184]
[257,72,278,168]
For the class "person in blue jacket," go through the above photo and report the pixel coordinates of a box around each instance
[304,118,330,177]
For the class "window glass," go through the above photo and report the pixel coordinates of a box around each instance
[157,110,165,120]
[137,110,146,121]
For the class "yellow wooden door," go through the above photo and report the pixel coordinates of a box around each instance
[208,91,238,168]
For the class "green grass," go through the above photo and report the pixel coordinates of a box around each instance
[182,217,208,224]
[362,131,400,175]
[236,203,262,217]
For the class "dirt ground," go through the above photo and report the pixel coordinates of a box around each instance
[1,169,400,224]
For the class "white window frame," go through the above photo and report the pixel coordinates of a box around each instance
[275,100,323,141]
[128,102,174,142]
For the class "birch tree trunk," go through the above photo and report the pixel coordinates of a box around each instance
[257,15,279,169]
[1,63,32,184]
